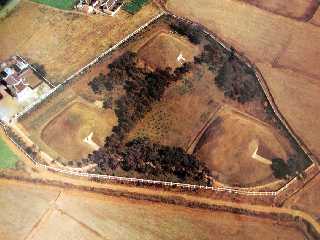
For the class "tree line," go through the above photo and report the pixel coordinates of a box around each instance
[86,51,210,185]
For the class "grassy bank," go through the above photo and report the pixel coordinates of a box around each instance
[0,137,18,168]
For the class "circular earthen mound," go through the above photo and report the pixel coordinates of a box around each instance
[41,102,117,161]
[194,109,293,187]
[137,32,200,69]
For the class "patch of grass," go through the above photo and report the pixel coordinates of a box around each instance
[31,0,77,10]
[123,0,150,14]
[0,137,18,168]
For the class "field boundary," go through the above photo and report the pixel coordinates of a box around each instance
[0,12,319,201]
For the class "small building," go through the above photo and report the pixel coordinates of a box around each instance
[0,56,30,98]
[76,0,123,15]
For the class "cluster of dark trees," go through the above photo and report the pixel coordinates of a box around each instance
[89,138,211,184]
[0,0,8,6]
[87,51,210,184]
[271,157,308,180]
[194,44,228,72]
[170,21,202,45]
[215,55,262,104]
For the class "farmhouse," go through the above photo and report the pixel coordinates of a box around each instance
[0,56,30,98]
[77,0,123,15]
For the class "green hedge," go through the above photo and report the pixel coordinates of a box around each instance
[123,0,150,14]
[31,0,78,10]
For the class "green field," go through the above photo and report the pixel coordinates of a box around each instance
[123,0,150,14]
[0,137,18,168]
[31,0,77,10]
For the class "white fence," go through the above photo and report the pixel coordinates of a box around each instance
[15,12,165,121]
[1,12,318,199]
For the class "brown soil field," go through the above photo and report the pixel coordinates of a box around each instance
[257,63,320,159]
[0,0,161,84]
[166,0,292,64]
[166,0,320,162]
[284,173,320,222]
[310,9,320,25]
[41,102,117,161]
[137,32,201,69]
[276,23,320,78]
[0,179,308,240]
[194,107,293,186]
[239,0,318,20]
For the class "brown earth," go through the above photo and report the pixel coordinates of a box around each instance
[239,0,319,20]
[284,173,320,222]
[137,32,201,69]
[0,0,161,84]
[0,179,308,240]
[257,63,320,161]
[41,102,117,161]
[166,0,320,162]
[310,8,320,25]
[194,107,293,186]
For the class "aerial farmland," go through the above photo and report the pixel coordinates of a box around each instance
[0,0,320,239]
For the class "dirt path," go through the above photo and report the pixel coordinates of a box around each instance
[1,178,319,238]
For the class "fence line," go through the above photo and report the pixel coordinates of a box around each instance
[168,12,320,195]
[14,12,165,121]
[0,120,276,196]
[1,12,318,198]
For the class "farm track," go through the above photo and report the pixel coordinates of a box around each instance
[1,177,320,239]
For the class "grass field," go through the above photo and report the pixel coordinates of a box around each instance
[138,32,201,69]
[41,102,117,160]
[194,108,293,186]
[0,180,308,240]
[239,0,317,20]
[31,0,77,10]
[0,137,18,168]
[128,64,221,149]
[285,173,320,222]
[0,0,161,84]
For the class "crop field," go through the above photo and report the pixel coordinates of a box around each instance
[239,0,318,20]
[41,102,117,160]
[0,180,309,240]
[284,173,320,222]
[0,0,161,84]
[31,0,77,10]
[0,137,18,168]
[194,108,293,186]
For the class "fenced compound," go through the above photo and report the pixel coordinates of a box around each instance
[0,12,318,201]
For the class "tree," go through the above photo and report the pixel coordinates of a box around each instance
[271,158,289,179]
[0,0,9,6]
